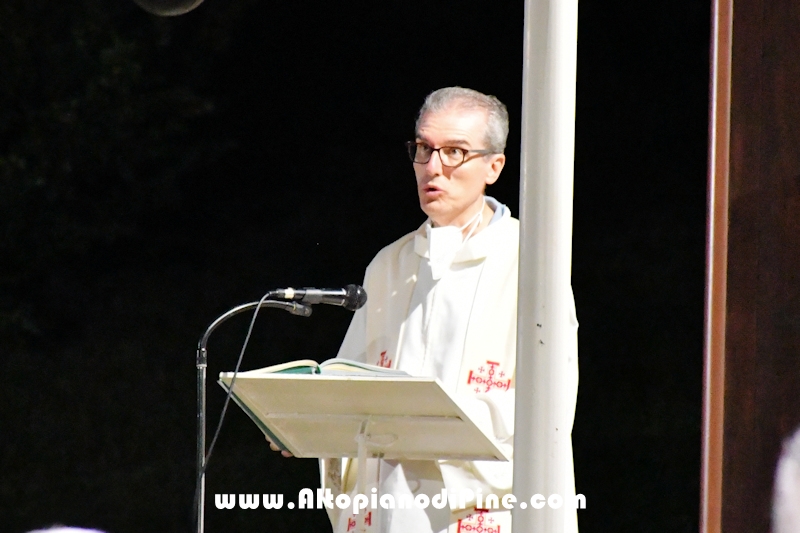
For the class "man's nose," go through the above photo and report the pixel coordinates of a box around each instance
[425,149,444,174]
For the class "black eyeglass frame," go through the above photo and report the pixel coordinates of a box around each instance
[405,141,497,168]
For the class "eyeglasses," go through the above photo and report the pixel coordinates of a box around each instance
[405,141,496,167]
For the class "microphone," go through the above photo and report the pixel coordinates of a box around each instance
[272,284,367,312]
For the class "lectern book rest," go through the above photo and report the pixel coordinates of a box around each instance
[218,359,509,462]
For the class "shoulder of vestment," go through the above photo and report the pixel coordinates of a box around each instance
[365,223,424,272]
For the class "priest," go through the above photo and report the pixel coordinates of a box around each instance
[284,86,578,533]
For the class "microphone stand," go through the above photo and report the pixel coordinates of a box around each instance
[195,299,312,533]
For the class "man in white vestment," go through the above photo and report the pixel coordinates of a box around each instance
[774,427,800,533]
[271,87,579,532]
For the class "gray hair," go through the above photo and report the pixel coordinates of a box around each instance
[415,87,509,154]
[774,428,800,533]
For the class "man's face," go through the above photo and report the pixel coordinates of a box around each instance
[414,106,506,227]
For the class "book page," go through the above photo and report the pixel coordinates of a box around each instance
[319,358,409,376]
[239,359,320,375]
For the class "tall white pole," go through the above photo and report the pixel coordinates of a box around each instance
[514,0,579,530]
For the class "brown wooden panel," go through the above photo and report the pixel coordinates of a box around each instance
[703,0,800,530]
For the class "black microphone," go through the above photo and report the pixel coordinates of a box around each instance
[271,284,367,312]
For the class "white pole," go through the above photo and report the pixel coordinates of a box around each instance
[514,0,579,530]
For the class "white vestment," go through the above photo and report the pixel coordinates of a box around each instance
[322,199,579,533]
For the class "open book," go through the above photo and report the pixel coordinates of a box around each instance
[236,358,409,377]
[218,359,508,461]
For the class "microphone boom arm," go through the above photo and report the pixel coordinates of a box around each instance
[195,298,311,533]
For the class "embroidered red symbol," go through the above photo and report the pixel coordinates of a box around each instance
[458,507,500,532]
[466,361,511,392]
[346,512,373,531]
[378,351,392,368]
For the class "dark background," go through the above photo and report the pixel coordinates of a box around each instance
[0,0,709,532]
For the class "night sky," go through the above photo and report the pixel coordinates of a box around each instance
[1,1,709,532]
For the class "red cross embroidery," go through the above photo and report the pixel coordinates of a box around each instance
[466,361,511,392]
[458,507,501,533]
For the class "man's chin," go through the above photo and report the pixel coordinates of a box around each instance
[419,201,441,222]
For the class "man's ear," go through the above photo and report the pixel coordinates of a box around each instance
[485,154,506,185]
